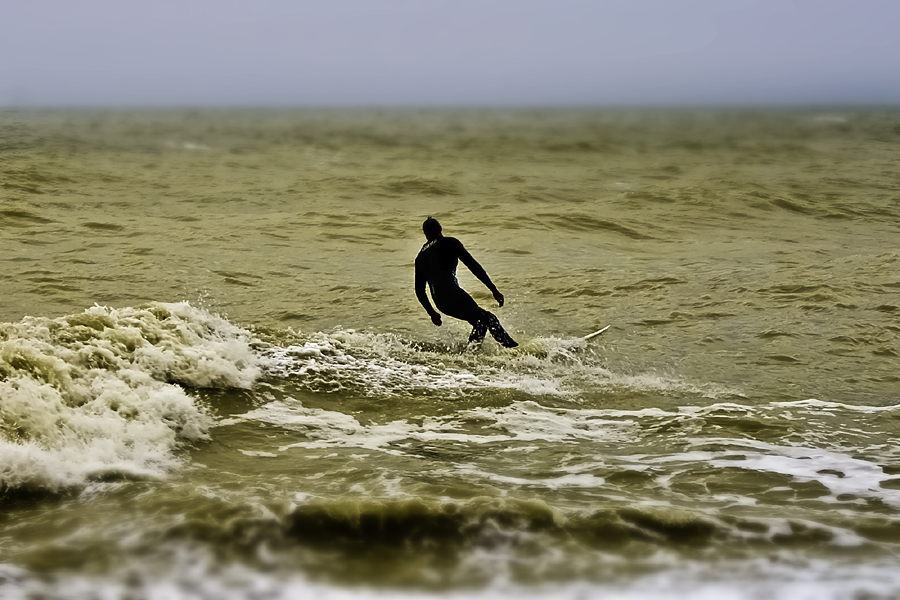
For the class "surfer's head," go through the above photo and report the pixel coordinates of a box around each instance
[422,217,442,241]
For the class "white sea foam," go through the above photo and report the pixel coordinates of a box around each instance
[770,398,900,414]
[258,329,733,400]
[231,390,900,508]
[231,397,834,462]
[3,559,900,600]
[628,437,900,506]
[454,464,607,489]
[233,398,644,458]
[261,338,498,396]
[241,400,509,456]
[463,400,641,443]
[0,302,260,492]
[703,438,900,505]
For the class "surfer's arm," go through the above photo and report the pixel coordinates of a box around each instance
[415,258,442,325]
[452,238,505,307]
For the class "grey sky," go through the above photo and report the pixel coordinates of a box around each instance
[2,0,897,106]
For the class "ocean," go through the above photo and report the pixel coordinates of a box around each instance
[1,107,899,599]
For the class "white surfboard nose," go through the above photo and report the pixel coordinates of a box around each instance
[582,325,610,341]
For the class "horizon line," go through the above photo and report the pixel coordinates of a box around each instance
[3,102,899,111]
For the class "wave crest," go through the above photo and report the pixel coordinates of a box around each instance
[0,302,260,494]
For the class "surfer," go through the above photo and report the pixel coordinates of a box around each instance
[415,217,518,348]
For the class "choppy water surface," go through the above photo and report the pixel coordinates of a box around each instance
[1,108,899,599]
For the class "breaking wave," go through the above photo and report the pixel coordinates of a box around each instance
[0,302,260,494]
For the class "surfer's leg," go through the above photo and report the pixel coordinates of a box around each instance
[483,312,518,348]
[435,287,516,348]
[468,319,488,345]
[435,288,494,346]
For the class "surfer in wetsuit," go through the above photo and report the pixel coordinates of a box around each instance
[415,217,518,348]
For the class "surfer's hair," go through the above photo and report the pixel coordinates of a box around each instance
[423,217,442,239]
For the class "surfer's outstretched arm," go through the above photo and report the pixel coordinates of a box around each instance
[414,258,442,326]
[452,238,505,307]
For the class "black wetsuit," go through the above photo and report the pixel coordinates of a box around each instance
[415,236,517,347]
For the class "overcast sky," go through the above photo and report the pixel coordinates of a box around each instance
[1,0,897,106]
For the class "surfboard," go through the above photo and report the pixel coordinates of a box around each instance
[582,325,610,341]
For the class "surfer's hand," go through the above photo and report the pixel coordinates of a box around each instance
[493,290,504,307]
[430,313,442,326]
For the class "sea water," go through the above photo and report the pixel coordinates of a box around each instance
[1,108,899,599]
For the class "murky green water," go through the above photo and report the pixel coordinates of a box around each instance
[1,108,899,599]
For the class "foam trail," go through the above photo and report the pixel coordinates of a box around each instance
[258,329,734,399]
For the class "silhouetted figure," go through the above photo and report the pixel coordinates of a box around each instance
[415,217,518,348]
